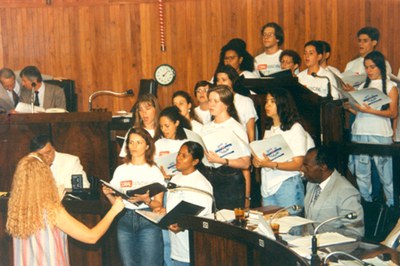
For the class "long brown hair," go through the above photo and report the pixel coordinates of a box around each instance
[207,85,240,122]
[124,127,156,165]
[133,94,161,131]
[7,153,61,238]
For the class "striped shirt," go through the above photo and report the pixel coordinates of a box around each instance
[13,224,69,266]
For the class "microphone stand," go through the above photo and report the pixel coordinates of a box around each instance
[88,89,134,111]
[167,183,217,221]
[311,212,357,266]
[311,72,332,100]
[323,251,374,266]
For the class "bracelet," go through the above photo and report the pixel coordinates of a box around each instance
[224,158,229,166]
[146,199,152,205]
[273,162,279,170]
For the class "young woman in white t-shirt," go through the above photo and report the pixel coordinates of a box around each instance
[172,90,203,134]
[103,127,165,266]
[252,88,314,212]
[344,51,398,207]
[193,80,213,125]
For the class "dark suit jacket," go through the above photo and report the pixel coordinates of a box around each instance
[304,170,364,237]
[19,83,66,110]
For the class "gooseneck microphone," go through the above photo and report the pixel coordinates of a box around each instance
[88,89,135,111]
[311,72,332,99]
[323,251,374,266]
[311,212,357,265]
[167,182,217,221]
[269,205,302,224]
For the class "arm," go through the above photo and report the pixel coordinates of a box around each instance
[252,154,304,171]
[205,150,250,169]
[130,190,164,211]
[355,86,398,118]
[55,198,125,244]
[245,118,255,142]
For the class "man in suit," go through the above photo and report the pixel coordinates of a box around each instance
[19,65,66,110]
[302,146,364,237]
[30,135,90,189]
[0,68,21,113]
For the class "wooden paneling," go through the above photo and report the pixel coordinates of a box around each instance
[0,0,399,111]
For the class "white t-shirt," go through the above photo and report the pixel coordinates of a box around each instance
[326,65,341,77]
[194,106,211,125]
[254,49,282,76]
[167,170,213,263]
[345,56,392,76]
[352,79,396,137]
[297,67,339,99]
[155,138,187,158]
[111,163,165,210]
[191,119,203,135]
[201,117,250,158]
[260,123,315,197]
[119,128,155,158]
[234,93,258,131]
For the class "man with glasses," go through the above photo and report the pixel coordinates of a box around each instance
[254,22,284,76]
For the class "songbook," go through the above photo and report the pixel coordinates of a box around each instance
[15,102,67,113]
[249,134,294,162]
[136,200,205,229]
[155,152,178,175]
[184,128,249,168]
[340,71,367,87]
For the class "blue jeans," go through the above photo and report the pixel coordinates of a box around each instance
[262,174,304,214]
[117,209,163,266]
[350,134,393,206]
[173,260,190,266]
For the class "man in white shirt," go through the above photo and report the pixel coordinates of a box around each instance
[0,68,20,113]
[344,26,392,75]
[254,22,284,76]
[30,135,90,189]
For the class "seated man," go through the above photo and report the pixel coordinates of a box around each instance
[0,68,21,113]
[302,146,364,237]
[30,135,90,189]
[19,65,66,110]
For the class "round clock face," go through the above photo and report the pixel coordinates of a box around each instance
[154,64,176,86]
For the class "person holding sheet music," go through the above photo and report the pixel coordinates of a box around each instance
[344,51,398,207]
[172,90,203,134]
[252,88,314,213]
[7,153,125,266]
[103,128,164,266]
[119,93,161,157]
[201,85,251,209]
[165,141,213,265]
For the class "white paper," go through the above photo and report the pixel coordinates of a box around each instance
[155,152,178,175]
[288,232,356,248]
[249,134,294,162]
[274,216,314,234]
[350,87,392,109]
[256,214,276,240]
[203,209,235,222]
[341,71,367,87]
[15,102,45,113]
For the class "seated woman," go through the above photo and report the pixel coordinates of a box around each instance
[103,127,165,266]
[6,153,124,266]
[165,141,213,265]
[252,88,314,213]
[172,90,203,133]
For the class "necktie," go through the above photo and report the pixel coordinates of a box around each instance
[34,91,40,106]
[12,90,19,107]
[312,185,321,205]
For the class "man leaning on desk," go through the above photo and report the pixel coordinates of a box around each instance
[30,134,90,189]
[302,146,364,237]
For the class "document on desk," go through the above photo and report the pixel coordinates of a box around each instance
[337,257,397,266]
[288,232,356,248]
[274,216,314,234]
[203,209,235,222]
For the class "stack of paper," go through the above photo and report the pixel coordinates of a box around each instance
[288,232,356,248]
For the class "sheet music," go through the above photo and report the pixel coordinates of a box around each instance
[154,152,178,175]
[249,134,294,162]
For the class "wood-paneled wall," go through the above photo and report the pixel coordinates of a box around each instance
[0,0,399,111]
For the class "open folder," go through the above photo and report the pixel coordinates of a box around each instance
[136,200,205,229]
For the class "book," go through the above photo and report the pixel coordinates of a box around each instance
[99,179,130,200]
[340,71,367,87]
[184,128,249,168]
[154,152,178,175]
[136,200,205,229]
[15,102,67,113]
[249,134,294,162]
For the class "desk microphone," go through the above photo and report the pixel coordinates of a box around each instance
[88,89,135,111]
[311,212,357,265]
[269,205,302,224]
[311,72,332,99]
[323,251,374,266]
[167,182,217,221]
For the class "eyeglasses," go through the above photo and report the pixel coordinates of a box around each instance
[196,88,208,93]
[224,55,238,61]
[262,32,275,38]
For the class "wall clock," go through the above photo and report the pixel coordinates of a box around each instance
[154,64,176,86]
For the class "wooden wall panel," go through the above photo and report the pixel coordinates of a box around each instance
[0,0,399,112]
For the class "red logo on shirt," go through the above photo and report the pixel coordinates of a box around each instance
[159,151,170,156]
[120,180,132,188]
[257,64,267,70]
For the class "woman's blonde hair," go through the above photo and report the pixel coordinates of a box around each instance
[6,153,62,238]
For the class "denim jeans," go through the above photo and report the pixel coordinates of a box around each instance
[262,174,304,214]
[350,134,393,206]
[117,209,163,266]
[172,260,190,266]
